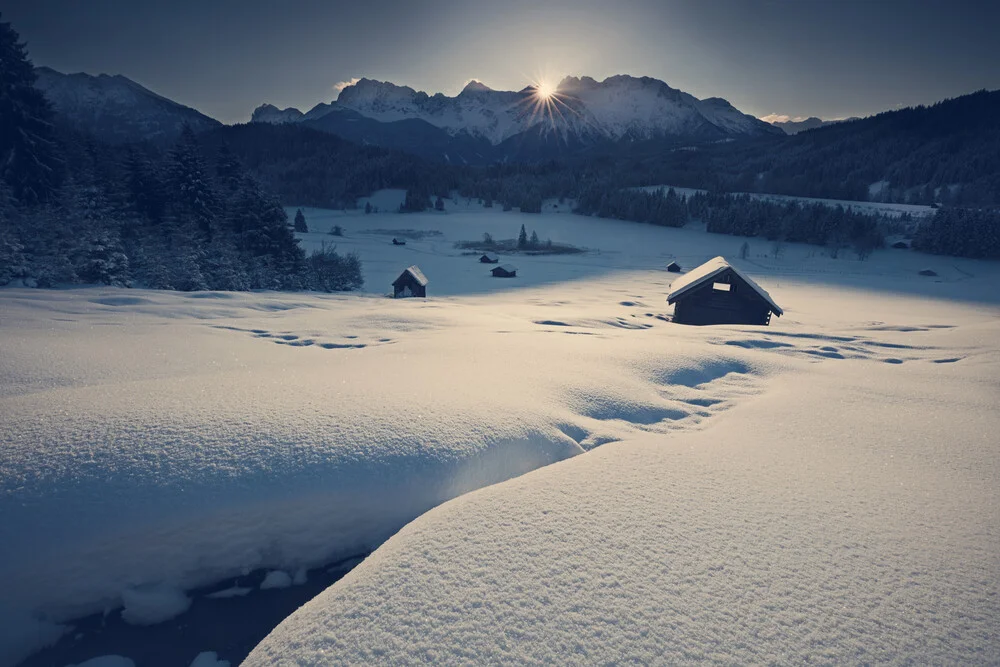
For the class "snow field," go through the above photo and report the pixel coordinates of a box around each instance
[247,327,1000,665]
[2,204,999,665]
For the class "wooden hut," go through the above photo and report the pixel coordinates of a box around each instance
[479,253,500,263]
[392,238,406,246]
[491,264,517,278]
[666,261,682,273]
[891,241,910,249]
[918,268,938,277]
[392,265,428,298]
[667,256,782,326]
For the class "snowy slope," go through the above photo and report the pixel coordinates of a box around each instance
[3,204,1000,665]
[34,67,220,144]
[247,345,1000,664]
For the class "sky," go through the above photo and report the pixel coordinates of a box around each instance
[4,0,999,124]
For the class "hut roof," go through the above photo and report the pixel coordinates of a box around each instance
[394,265,428,287]
[667,256,782,315]
[481,253,499,261]
[498,264,517,273]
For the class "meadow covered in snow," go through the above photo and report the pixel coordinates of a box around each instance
[2,198,998,665]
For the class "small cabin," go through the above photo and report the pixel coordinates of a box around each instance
[491,265,517,278]
[479,253,500,264]
[392,265,428,298]
[667,256,782,326]
[392,238,406,246]
[918,268,938,277]
[891,241,910,249]
[666,261,682,273]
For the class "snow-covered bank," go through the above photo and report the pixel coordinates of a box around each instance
[247,327,1000,664]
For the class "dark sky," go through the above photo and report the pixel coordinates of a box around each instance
[5,0,998,124]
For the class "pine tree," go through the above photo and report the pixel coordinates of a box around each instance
[124,145,165,223]
[517,224,528,248]
[294,208,308,232]
[364,201,372,214]
[214,142,243,194]
[166,125,219,240]
[0,13,64,205]
[529,230,539,247]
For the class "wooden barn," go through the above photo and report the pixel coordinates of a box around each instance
[392,265,428,298]
[491,264,517,278]
[479,253,500,263]
[666,261,682,273]
[667,256,782,326]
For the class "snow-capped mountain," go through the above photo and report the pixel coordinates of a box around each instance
[251,74,781,161]
[34,66,220,144]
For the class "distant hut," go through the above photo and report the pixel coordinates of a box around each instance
[666,261,682,273]
[918,268,938,277]
[392,265,428,298]
[392,238,406,246]
[479,253,500,263]
[667,256,782,326]
[891,241,910,249]
[491,264,517,278]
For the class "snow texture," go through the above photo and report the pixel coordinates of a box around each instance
[69,657,135,667]
[120,586,191,626]
[3,200,1000,665]
[259,572,293,591]
[189,651,230,667]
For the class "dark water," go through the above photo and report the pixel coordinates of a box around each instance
[19,554,368,667]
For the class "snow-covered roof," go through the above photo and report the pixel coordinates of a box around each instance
[399,265,428,286]
[496,264,517,272]
[481,253,499,260]
[667,256,782,315]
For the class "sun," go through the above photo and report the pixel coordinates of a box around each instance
[535,80,556,100]
[518,74,578,131]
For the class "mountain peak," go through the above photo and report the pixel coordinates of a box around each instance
[461,80,493,94]
[33,66,219,144]
[251,103,304,124]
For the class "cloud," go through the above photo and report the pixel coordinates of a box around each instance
[332,77,361,95]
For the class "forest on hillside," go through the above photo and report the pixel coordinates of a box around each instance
[0,16,362,291]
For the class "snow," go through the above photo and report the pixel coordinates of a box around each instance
[204,587,251,600]
[259,572,293,591]
[69,657,135,667]
[264,75,775,145]
[120,586,191,626]
[189,651,229,667]
[398,265,429,287]
[666,256,783,315]
[3,202,1000,665]
[638,184,936,219]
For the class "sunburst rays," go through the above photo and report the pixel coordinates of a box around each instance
[515,76,581,132]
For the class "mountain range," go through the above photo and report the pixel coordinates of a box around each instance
[249,75,783,162]
[32,67,782,162]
